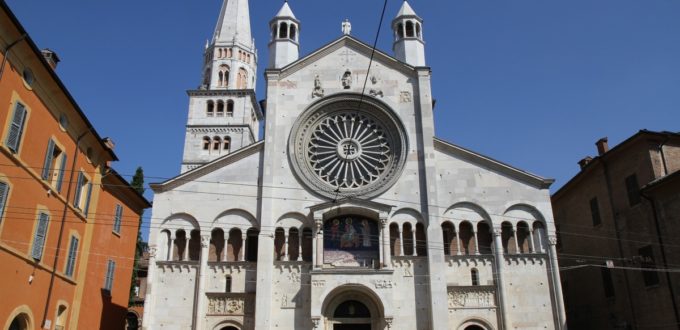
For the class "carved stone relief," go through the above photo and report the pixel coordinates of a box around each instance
[368,75,384,98]
[446,286,496,309]
[399,91,412,103]
[312,75,324,98]
[341,70,352,89]
[373,280,395,289]
[207,296,245,315]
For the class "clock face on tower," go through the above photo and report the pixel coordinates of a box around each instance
[289,93,408,199]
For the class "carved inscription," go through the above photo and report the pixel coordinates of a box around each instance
[312,280,326,288]
[373,280,395,289]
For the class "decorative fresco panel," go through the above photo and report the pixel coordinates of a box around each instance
[323,216,380,267]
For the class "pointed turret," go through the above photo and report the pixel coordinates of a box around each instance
[392,0,426,66]
[268,1,300,69]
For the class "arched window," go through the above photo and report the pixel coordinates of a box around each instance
[289,228,300,260]
[210,229,225,262]
[471,268,479,286]
[206,100,215,117]
[405,21,414,37]
[55,305,67,329]
[9,313,30,330]
[227,228,243,262]
[223,136,231,152]
[274,228,285,261]
[225,275,232,293]
[517,222,530,253]
[212,136,222,151]
[302,227,313,262]
[501,222,515,254]
[389,223,400,256]
[477,222,492,254]
[218,65,230,87]
[459,222,474,255]
[189,230,201,261]
[397,23,404,39]
[279,22,288,39]
[290,24,297,41]
[237,68,248,89]
[533,222,546,253]
[227,48,232,58]
[246,228,259,261]
[415,223,427,256]
[441,222,456,256]
[202,137,211,151]
[174,230,186,261]
[216,101,225,116]
[402,223,414,256]
[226,100,234,117]
[218,48,223,58]
[416,23,422,38]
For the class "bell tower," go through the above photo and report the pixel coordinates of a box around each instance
[392,1,426,67]
[181,0,263,173]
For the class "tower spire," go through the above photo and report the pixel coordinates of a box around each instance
[392,0,426,66]
[213,0,253,49]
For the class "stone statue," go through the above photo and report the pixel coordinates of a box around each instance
[342,19,352,35]
[312,75,324,98]
[342,70,352,89]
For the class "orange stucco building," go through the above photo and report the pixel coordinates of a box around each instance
[0,2,150,330]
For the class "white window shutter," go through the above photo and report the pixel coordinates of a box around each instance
[56,153,67,193]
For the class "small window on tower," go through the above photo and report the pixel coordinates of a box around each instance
[202,137,211,150]
[290,24,297,41]
[279,22,288,39]
[405,21,414,38]
[416,23,421,38]
[217,101,225,116]
[226,100,234,117]
[207,101,215,117]
[397,23,404,39]
[212,137,221,151]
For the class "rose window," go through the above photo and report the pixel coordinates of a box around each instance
[290,94,407,199]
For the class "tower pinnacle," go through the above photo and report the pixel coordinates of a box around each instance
[213,0,253,49]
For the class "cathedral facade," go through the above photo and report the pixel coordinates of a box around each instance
[142,1,566,329]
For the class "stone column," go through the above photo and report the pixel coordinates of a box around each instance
[412,225,418,256]
[455,233,462,256]
[297,229,303,261]
[169,234,176,261]
[315,219,324,268]
[222,237,229,262]
[381,218,391,269]
[528,230,536,253]
[548,235,567,329]
[473,230,480,255]
[283,232,290,261]
[184,237,190,261]
[513,229,520,254]
[141,246,157,329]
[492,228,511,330]
[240,233,247,262]
[194,235,211,330]
[398,229,405,257]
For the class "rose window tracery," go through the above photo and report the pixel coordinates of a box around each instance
[289,94,407,199]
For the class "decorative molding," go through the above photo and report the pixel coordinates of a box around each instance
[447,285,496,309]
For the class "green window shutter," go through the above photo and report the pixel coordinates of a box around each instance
[0,182,8,223]
[32,212,50,260]
[55,153,67,193]
[73,172,83,209]
[114,204,123,233]
[65,236,79,277]
[41,139,55,180]
[5,103,27,153]
[83,183,93,216]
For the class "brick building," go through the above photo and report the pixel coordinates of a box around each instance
[552,130,680,329]
[0,2,150,330]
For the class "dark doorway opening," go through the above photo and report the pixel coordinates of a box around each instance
[334,324,371,330]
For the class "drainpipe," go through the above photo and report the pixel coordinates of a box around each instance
[0,34,28,81]
[41,129,92,328]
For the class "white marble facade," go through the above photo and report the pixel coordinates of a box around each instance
[142,1,566,329]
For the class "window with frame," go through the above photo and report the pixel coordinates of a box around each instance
[471,268,479,286]
[639,245,659,286]
[625,174,641,206]
[32,212,50,260]
[64,235,79,277]
[104,259,116,293]
[226,100,234,117]
[202,136,211,150]
[223,136,231,152]
[0,182,8,224]
[5,102,28,153]
[589,197,601,226]
[73,172,93,215]
[216,101,225,116]
[42,139,68,192]
[113,204,123,234]
[206,100,215,117]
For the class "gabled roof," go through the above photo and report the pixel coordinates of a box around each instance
[433,137,554,189]
[150,141,264,193]
[267,35,420,79]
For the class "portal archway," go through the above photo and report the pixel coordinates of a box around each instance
[322,285,385,330]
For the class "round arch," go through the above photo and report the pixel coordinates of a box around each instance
[3,305,34,330]
[212,319,242,330]
[320,284,387,329]
[458,318,495,330]
[160,213,200,233]
[444,201,492,225]
[212,209,258,233]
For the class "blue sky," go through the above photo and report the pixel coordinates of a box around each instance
[6,1,680,236]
